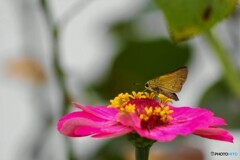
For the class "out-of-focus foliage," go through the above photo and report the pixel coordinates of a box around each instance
[155,0,237,42]
[89,137,129,160]
[90,39,191,100]
[87,20,192,100]
[200,79,240,128]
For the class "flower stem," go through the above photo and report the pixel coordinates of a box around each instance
[205,31,240,98]
[135,146,150,160]
[128,133,155,160]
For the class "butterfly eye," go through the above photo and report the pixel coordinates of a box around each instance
[145,83,149,88]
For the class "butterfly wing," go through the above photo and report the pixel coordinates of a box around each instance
[153,66,188,93]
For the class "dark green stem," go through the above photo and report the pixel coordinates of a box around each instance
[205,31,240,98]
[128,133,155,160]
[135,146,150,160]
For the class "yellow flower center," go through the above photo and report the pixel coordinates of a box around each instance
[109,91,174,129]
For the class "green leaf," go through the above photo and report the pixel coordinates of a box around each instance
[155,0,237,42]
[199,79,240,128]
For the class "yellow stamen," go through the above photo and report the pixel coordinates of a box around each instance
[124,104,136,113]
[158,94,173,104]
[131,91,156,99]
[157,105,174,123]
[153,107,161,115]
[140,114,149,121]
[109,93,130,108]
[132,91,144,98]
[145,107,153,116]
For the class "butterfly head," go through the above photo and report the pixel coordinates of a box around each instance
[145,81,152,91]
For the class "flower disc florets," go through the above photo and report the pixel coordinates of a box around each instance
[109,91,173,130]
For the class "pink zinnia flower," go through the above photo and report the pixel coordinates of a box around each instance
[57,92,233,143]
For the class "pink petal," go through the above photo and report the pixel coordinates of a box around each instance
[133,106,229,142]
[59,117,119,137]
[170,106,213,122]
[193,128,233,143]
[74,126,101,137]
[117,112,141,128]
[209,117,226,126]
[58,111,108,131]
[57,110,119,137]
[166,107,215,135]
[135,127,177,142]
[59,117,99,137]
[92,125,132,138]
[73,102,118,120]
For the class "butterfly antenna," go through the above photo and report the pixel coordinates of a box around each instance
[134,83,141,86]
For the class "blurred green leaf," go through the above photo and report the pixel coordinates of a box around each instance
[200,79,240,128]
[155,0,237,42]
[90,39,191,100]
[89,137,130,160]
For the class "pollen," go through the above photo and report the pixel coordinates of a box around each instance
[153,107,161,114]
[124,104,136,113]
[140,114,149,121]
[132,91,156,99]
[132,91,144,98]
[145,107,153,116]
[159,106,174,122]
[140,106,172,122]
[109,93,131,109]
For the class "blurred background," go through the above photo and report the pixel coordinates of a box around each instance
[0,0,239,160]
